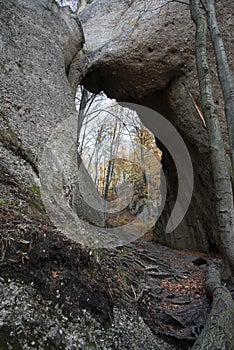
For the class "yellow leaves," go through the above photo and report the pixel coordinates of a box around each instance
[159,270,205,301]
[51,270,64,279]
[51,270,58,279]
[98,175,106,183]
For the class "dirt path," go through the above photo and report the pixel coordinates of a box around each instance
[104,239,219,349]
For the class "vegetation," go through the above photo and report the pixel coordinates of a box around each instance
[189,0,234,277]
[76,87,161,226]
[1,0,233,348]
[74,1,234,347]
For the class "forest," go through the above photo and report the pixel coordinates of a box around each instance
[0,0,234,349]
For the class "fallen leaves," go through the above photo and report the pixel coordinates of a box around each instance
[157,269,206,311]
[51,270,58,279]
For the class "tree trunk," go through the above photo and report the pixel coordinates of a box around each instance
[77,86,89,144]
[205,0,234,180]
[190,0,234,277]
[103,121,118,222]
[191,264,234,349]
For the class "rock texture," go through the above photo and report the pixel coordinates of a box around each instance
[1,0,233,255]
[1,1,233,348]
[0,278,176,350]
[0,0,83,174]
[0,2,175,348]
[69,0,234,252]
[0,0,106,234]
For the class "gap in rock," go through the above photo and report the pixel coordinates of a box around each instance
[75,85,162,236]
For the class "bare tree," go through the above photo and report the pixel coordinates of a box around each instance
[204,0,234,180]
[76,86,97,153]
[190,0,234,277]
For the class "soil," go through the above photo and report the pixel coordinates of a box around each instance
[0,169,231,349]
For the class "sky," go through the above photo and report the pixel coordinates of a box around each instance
[55,0,78,11]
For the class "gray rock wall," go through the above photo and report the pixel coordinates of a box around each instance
[71,0,234,252]
[0,0,106,231]
[0,0,83,160]
[1,0,233,252]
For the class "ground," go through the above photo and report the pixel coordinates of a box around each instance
[0,166,233,349]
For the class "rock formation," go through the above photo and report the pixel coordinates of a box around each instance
[68,0,234,252]
[1,1,234,349]
[0,0,83,180]
[0,0,106,236]
[1,0,233,252]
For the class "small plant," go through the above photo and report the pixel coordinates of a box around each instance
[115,266,130,286]
[29,185,41,197]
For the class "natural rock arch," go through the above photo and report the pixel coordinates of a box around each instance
[68,0,234,252]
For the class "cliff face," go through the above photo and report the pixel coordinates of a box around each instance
[0,0,83,182]
[0,0,107,233]
[1,1,234,348]
[1,0,233,252]
[68,0,233,252]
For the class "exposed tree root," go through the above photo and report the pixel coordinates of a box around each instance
[192,263,234,350]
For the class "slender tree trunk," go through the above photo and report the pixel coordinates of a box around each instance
[190,0,234,277]
[103,121,118,222]
[77,86,89,145]
[79,115,88,156]
[88,140,99,170]
[204,0,234,180]
[139,139,147,218]
[103,160,113,200]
